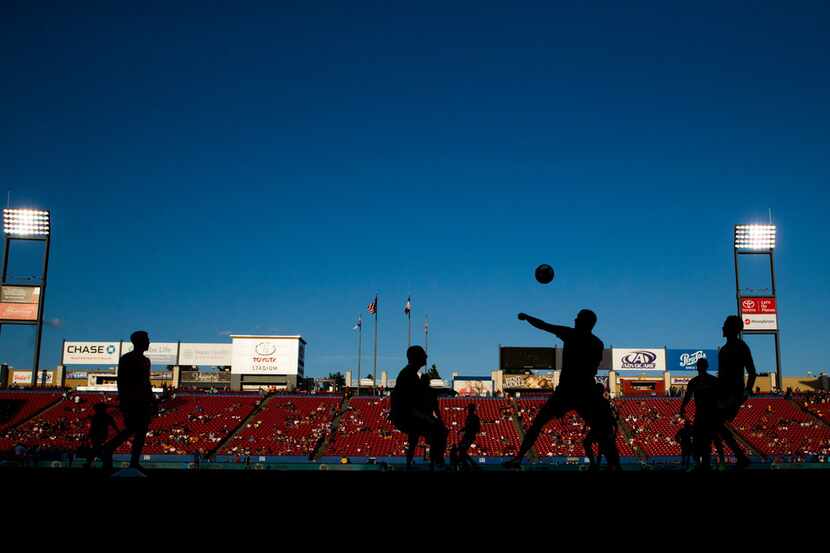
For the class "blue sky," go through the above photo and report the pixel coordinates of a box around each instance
[1,2,828,377]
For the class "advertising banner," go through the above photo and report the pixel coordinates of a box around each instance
[612,348,667,371]
[741,297,778,331]
[178,343,233,367]
[502,373,557,390]
[62,342,121,365]
[121,342,179,365]
[13,371,53,385]
[453,378,494,397]
[667,349,719,372]
[231,336,304,375]
[0,285,41,322]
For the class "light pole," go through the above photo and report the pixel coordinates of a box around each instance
[1,209,51,387]
[733,224,781,390]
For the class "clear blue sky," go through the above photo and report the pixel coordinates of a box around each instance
[1,2,828,377]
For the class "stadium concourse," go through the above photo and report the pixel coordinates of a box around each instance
[1,390,830,472]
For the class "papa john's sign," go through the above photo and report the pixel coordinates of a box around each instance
[741,297,778,331]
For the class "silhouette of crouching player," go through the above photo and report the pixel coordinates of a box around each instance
[451,403,481,471]
[82,403,119,469]
[390,346,448,469]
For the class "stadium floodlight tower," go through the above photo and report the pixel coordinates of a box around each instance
[734,224,781,390]
[1,209,52,387]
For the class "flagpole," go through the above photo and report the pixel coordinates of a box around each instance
[407,305,412,348]
[373,295,378,397]
[425,315,429,358]
[357,316,362,397]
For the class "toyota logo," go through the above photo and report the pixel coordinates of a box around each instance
[742,299,756,310]
[255,342,277,356]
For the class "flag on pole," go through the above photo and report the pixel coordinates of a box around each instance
[404,297,412,316]
[424,317,429,334]
[368,296,378,315]
[353,316,362,331]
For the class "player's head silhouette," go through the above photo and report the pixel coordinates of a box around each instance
[575,309,598,332]
[467,403,476,415]
[130,330,150,353]
[722,315,744,339]
[407,345,427,368]
[697,358,710,375]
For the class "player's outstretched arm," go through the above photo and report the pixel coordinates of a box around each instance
[518,313,570,339]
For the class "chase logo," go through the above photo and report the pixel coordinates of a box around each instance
[621,351,657,369]
[107,345,116,355]
[255,342,277,356]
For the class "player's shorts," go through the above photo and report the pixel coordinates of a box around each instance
[717,395,743,422]
[536,388,591,422]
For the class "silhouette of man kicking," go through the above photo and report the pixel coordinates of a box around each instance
[504,310,620,470]
[390,346,448,469]
[715,315,756,469]
[104,330,157,472]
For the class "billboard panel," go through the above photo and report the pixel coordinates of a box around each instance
[741,297,778,331]
[231,336,303,375]
[667,349,719,372]
[0,285,41,322]
[499,347,556,371]
[121,342,179,366]
[502,373,556,390]
[13,371,53,385]
[63,342,121,365]
[453,378,494,397]
[612,348,666,371]
[178,343,233,366]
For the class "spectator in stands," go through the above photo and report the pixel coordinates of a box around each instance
[504,310,621,471]
[680,358,719,469]
[83,403,119,469]
[390,346,448,469]
[104,330,157,473]
[716,315,756,469]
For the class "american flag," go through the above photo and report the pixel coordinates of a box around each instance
[368,296,377,315]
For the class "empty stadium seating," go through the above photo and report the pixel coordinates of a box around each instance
[326,397,408,457]
[0,391,62,433]
[219,396,340,457]
[731,398,830,459]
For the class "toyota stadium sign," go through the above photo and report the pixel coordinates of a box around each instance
[231,335,306,376]
[741,297,778,331]
[62,342,121,365]
[612,348,666,371]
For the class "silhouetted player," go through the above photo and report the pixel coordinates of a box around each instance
[404,372,444,466]
[680,358,719,469]
[390,346,448,469]
[453,403,481,470]
[583,382,617,469]
[83,403,119,469]
[715,315,756,469]
[104,331,156,472]
[675,419,694,470]
[504,310,621,470]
